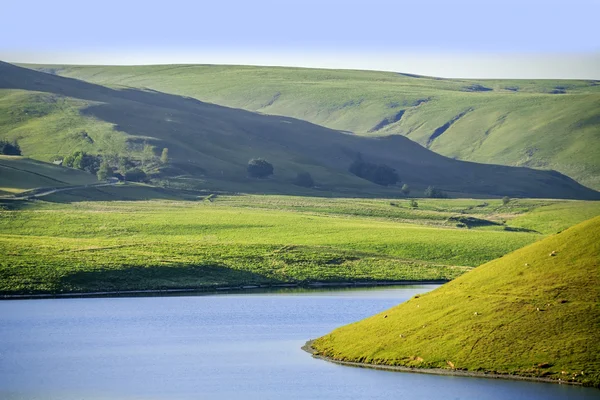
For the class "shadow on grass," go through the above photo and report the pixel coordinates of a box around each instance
[59,264,280,294]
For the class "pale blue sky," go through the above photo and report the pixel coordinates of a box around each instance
[2,0,599,78]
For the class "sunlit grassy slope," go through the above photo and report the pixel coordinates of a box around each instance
[1,196,598,295]
[26,64,600,190]
[0,155,97,194]
[312,216,600,386]
[1,62,598,200]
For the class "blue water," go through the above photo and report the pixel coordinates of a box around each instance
[0,286,597,400]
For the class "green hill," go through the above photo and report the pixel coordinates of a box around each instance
[0,155,97,195]
[0,62,598,200]
[311,216,600,386]
[20,64,600,190]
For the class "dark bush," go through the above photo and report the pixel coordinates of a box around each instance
[124,168,147,182]
[502,196,511,205]
[349,155,399,186]
[0,139,22,156]
[293,172,314,188]
[247,158,274,178]
[424,186,447,198]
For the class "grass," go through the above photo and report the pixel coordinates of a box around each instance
[1,62,598,200]
[0,155,98,194]
[1,194,598,295]
[24,63,600,190]
[312,216,600,387]
[0,89,128,162]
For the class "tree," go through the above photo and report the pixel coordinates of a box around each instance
[160,148,169,164]
[348,154,399,186]
[401,184,410,195]
[247,158,274,178]
[141,143,155,169]
[369,164,399,186]
[0,139,21,156]
[349,153,365,176]
[502,196,511,206]
[96,161,112,181]
[72,152,84,170]
[293,172,314,188]
[424,186,447,198]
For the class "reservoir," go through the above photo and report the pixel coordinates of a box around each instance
[0,286,597,399]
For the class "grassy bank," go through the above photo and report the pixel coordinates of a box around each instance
[1,194,598,295]
[311,216,600,387]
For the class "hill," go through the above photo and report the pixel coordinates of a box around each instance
[311,216,600,386]
[0,62,598,199]
[20,64,600,190]
[0,155,97,195]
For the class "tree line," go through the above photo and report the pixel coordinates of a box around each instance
[61,144,169,182]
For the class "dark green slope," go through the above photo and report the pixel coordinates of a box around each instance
[0,155,97,195]
[0,61,598,199]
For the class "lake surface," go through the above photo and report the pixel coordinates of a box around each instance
[0,286,597,400]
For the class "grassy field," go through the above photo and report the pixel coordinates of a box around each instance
[1,194,598,295]
[311,216,600,387]
[1,62,597,200]
[23,64,600,190]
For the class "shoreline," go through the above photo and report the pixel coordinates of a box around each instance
[0,280,446,300]
[302,340,582,387]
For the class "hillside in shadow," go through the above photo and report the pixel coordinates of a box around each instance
[1,61,598,199]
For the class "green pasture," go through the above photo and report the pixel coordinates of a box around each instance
[1,195,598,295]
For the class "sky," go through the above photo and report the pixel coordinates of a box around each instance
[1,0,599,79]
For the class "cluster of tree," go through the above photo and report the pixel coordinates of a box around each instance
[96,160,147,182]
[0,140,22,156]
[424,186,447,198]
[349,155,399,186]
[63,151,101,174]
[61,146,167,183]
